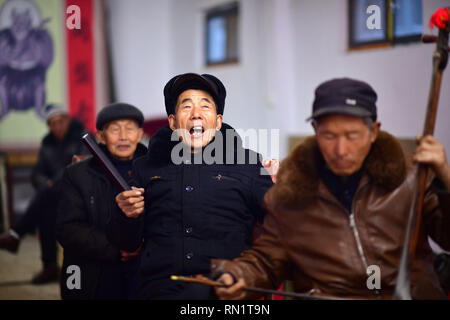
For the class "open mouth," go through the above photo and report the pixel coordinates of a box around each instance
[116,144,131,151]
[189,125,204,138]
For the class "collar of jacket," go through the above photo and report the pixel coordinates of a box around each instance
[268,130,407,209]
[145,122,249,165]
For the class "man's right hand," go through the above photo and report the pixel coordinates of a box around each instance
[115,187,145,218]
[263,159,280,183]
[215,273,247,300]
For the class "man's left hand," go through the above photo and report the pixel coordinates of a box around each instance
[413,135,450,190]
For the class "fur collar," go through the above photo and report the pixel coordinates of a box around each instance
[269,131,407,209]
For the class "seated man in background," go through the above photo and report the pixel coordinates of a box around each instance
[0,104,87,284]
[213,78,450,300]
[56,103,147,299]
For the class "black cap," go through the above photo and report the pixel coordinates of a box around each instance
[163,73,226,116]
[308,78,377,121]
[96,102,144,130]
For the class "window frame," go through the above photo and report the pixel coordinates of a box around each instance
[348,0,423,50]
[204,2,240,66]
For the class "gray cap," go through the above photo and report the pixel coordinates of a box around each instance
[45,104,68,123]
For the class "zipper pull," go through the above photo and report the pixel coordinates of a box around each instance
[349,213,355,227]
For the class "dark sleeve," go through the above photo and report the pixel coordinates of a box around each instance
[31,147,51,192]
[56,167,120,261]
[106,161,145,252]
[212,192,289,299]
[424,178,450,251]
[249,160,274,222]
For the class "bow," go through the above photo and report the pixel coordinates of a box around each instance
[170,275,349,300]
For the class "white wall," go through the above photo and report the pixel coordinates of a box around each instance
[107,0,450,159]
[107,0,172,120]
[291,0,450,154]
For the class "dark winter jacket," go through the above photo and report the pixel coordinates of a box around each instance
[56,143,147,300]
[108,123,273,299]
[32,119,87,192]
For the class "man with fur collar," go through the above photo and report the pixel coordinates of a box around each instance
[213,78,450,300]
[109,73,273,299]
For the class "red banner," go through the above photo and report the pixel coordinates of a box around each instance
[66,0,96,133]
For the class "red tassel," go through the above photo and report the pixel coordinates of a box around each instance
[429,8,450,30]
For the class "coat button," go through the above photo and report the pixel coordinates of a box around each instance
[185,185,194,192]
[185,226,193,234]
[185,252,194,260]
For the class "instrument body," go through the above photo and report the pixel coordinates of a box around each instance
[394,8,450,300]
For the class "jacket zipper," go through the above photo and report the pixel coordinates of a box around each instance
[349,183,381,298]
[349,213,369,273]
[320,180,382,298]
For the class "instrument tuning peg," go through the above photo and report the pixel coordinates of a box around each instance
[421,35,437,43]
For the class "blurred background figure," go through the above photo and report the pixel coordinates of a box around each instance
[0,104,87,284]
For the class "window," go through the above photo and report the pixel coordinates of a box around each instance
[349,0,423,49]
[205,2,239,65]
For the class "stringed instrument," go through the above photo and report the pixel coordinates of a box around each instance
[394,7,450,300]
